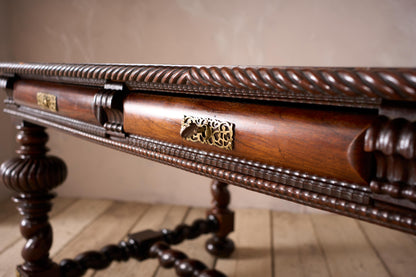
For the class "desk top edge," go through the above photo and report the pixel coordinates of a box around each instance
[1,62,416,107]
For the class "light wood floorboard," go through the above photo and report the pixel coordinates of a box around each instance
[358,221,416,277]
[310,214,390,277]
[54,201,150,277]
[221,209,272,277]
[1,198,415,277]
[272,213,330,277]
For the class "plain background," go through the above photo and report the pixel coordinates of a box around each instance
[0,0,415,211]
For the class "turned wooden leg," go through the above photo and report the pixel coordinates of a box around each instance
[205,180,235,258]
[0,121,67,277]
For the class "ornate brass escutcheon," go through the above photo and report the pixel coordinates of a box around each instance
[36,92,57,112]
[180,115,234,150]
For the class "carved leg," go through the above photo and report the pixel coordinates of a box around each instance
[0,121,67,276]
[205,180,235,258]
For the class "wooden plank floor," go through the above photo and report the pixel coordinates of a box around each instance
[1,198,416,277]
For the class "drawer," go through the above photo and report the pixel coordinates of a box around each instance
[124,93,376,186]
[13,80,100,125]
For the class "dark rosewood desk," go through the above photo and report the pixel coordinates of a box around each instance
[1,63,415,277]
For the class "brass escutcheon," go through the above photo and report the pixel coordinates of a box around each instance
[36,92,57,112]
[180,115,234,150]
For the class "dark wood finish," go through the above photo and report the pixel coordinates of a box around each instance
[1,63,416,107]
[13,194,61,277]
[59,230,161,277]
[93,86,125,138]
[150,242,226,277]
[365,116,415,200]
[13,79,127,139]
[4,105,416,234]
[59,216,219,277]
[124,93,375,185]
[206,181,235,258]
[13,80,100,125]
[1,62,416,276]
[0,121,67,276]
[364,102,416,209]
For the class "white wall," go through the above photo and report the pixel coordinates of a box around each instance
[3,0,416,210]
[0,0,14,201]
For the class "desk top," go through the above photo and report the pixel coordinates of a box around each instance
[1,62,416,235]
[1,62,415,108]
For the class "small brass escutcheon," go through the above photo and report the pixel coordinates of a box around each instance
[37,92,57,112]
[180,116,234,150]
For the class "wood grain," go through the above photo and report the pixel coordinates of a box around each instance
[94,204,188,277]
[49,199,113,257]
[124,93,375,185]
[359,221,416,277]
[53,201,149,277]
[13,80,100,125]
[310,214,390,277]
[215,209,272,277]
[1,198,416,277]
[6,106,415,234]
[273,213,330,277]
[155,208,215,277]
[1,62,416,276]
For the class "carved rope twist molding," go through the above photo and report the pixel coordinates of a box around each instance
[1,63,415,104]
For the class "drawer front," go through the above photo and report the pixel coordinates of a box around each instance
[13,80,100,125]
[124,93,376,186]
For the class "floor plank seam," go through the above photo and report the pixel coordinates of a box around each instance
[2,198,416,277]
[356,221,394,277]
[151,266,159,277]
[212,257,218,272]
[177,206,192,225]
[270,211,275,277]
[90,203,153,277]
[118,203,153,236]
[307,213,333,277]
[52,198,77,215]
[52,200,116,260]
[0,236,20,256]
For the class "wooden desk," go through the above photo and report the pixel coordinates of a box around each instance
[1,63,415,276]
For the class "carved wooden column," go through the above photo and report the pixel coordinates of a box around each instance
[205,180,235,257]
[0,121,67,277]
[364,102,416,208]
